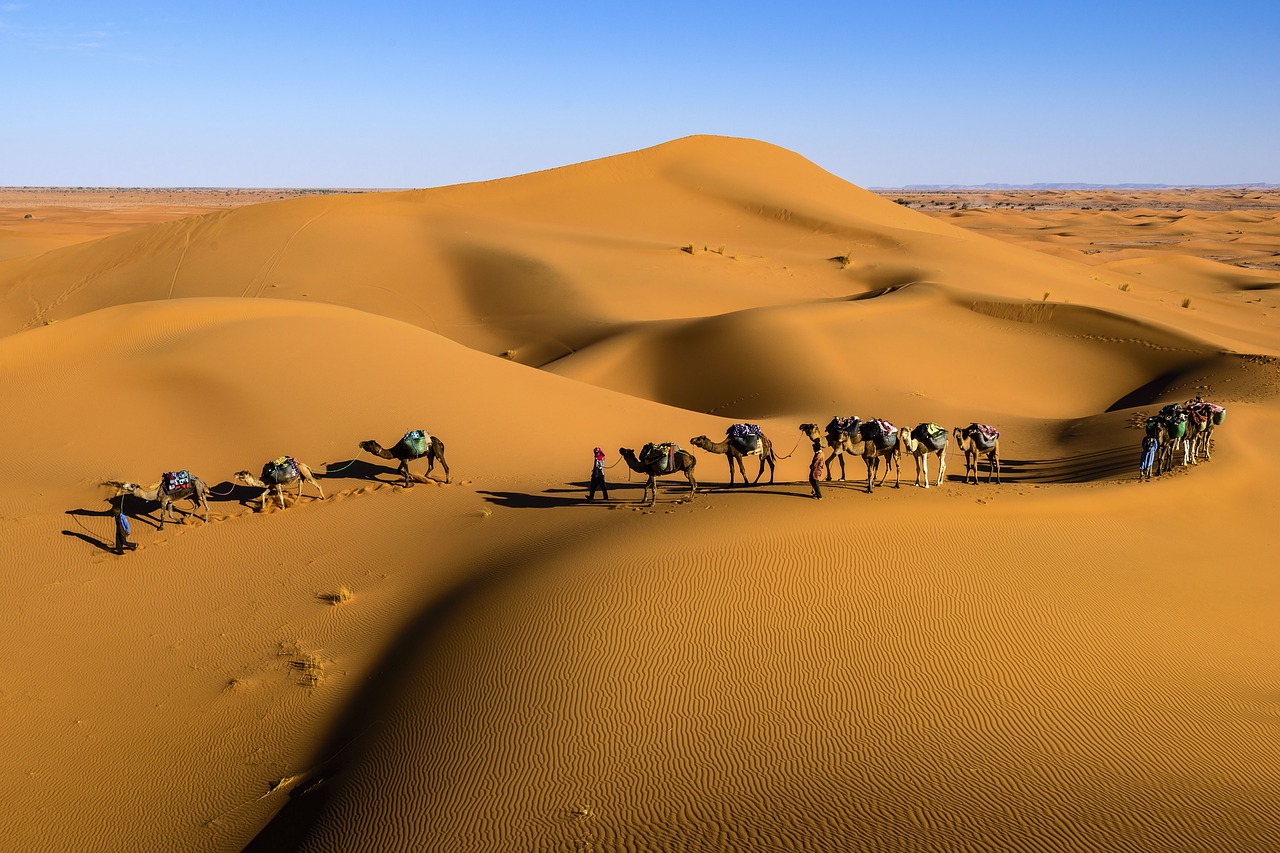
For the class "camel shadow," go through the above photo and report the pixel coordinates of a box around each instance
[325,458,436,485]
[206,481,259,505]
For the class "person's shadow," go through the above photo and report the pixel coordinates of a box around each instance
[63,501,124,552]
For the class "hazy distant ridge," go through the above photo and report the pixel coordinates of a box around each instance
[878,182,1279,191]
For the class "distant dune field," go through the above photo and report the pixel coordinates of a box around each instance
[2,137,1279,852]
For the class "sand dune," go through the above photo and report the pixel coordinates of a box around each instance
[2,137,1280,851]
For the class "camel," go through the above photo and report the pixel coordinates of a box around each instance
[689,426,776,485]
[111,472,211,528]
[799,420,900,493]
[1153,406,1189,472]
[806,416,861,481]
[1183,400,1224,463]
[898,423,948,488]
[618,444,698,507]
[234,456,324,510]
[953,424,1001,484]
[359,429,450,487]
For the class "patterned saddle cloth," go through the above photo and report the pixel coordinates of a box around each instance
[262,456,299,484]
[400,430,430,458]
[162,470,192,493]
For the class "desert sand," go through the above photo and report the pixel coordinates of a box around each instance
[2,136,1279,851]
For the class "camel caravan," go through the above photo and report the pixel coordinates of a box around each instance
[104,429,450,529]
[99,397,1228,531]
[1142,398,1226,478]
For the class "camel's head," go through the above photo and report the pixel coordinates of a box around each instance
[618,447,633,459]
[232,470,252,482]
[690,435,711,449]
[358,440,378,453]
[798,423,820,441]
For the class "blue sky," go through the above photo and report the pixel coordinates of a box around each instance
[2,1,1276,188]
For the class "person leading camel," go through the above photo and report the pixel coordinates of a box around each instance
[588,447,609,501]
[112,496,137,555]
[808,441,825,500]
[1139,434,1158,482]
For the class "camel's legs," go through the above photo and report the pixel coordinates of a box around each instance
[935,451,947,487]
[918,454,928,488]
[825,449,843,481]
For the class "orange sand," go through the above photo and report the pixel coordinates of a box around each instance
[2,137,1279,851]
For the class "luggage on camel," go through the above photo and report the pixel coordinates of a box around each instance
[400,429,430,458]
[863,418,898,451]
[913,422,947,452]
[727,423,764,455]
[162,470,192,493]
[263,456,299,484]
[640,442,680,473]
[965,423,1000,451]
[827,416,860,436]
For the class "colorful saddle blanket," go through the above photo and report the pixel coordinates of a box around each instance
[1186,401,1226,426]
[640,442,680,472]
[913,422,948,452]
[400,430,430,458]
[262,456,299,484]
[162,470,192,493]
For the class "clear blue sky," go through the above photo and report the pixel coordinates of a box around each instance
[2,1,1276,188]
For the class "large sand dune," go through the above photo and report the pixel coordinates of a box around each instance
[2,137,1279,851]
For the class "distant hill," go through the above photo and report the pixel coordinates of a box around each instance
[875,182,1279,191]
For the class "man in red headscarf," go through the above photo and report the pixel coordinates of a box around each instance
[588,446,609,501]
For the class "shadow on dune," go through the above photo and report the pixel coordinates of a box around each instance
[206,481,260,505]
[324,458,401,484]
[242,523,598,851]
[62,505,118,552]
[943,446,1137,485]
[478,484,656,509]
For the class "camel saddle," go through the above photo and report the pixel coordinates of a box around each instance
[640,442,679,472]
[727,423,764,455]
[966,423,999,451]
[400,430,430,458]
[863,419,898,452]
[162,470,192,493]
[828,416,860,436]
[263,456,299,484]
[913,422,947,452]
